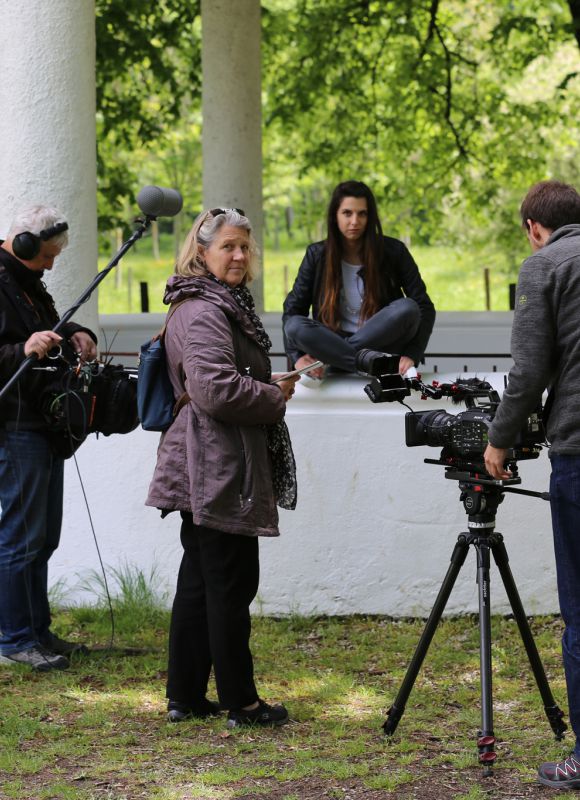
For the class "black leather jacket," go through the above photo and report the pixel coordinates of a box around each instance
[282,237,436,366]
[0,246,97,429]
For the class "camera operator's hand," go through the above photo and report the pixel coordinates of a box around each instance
[295,354,324,380]
[24,330,62,359]
[275,374,300,402]
[484,444,512,480]
[398,356,415,376]
[69,331,97,363]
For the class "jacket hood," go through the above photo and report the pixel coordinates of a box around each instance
[548,224,580,245]
[163,274,256,338]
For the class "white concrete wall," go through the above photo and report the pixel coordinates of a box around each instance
[98,310,516,373]
[0,0,98,333]
[55,367,557,618]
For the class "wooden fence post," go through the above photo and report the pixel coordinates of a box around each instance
[484,268,491,311]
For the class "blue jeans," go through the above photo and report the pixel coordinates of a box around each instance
[0,430,64,654]
[550,454,580,757]
[284,298,421,372]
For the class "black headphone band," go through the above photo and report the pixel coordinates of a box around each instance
[39,221,69,241]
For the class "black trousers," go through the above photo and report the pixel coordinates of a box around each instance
[166,512,260,710]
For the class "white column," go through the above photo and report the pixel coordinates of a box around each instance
[0,0,98,333]
[201,0,264,310]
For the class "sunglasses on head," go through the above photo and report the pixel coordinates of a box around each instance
[209,207,245,217]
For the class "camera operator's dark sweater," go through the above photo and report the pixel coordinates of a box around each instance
[488,224,580,454]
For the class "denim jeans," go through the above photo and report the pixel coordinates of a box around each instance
[550,454,580,757]
[0,430,64,654]
[283,297,421,372]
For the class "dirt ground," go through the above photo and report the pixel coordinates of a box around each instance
[229,769,550,800]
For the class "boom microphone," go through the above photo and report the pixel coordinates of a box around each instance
[136,186,183,218]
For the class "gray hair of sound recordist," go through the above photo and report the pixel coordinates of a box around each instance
[7,205,69,249]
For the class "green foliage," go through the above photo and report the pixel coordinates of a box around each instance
[95,0,201,230]
[93,0,580,289]
[262,0,580,251]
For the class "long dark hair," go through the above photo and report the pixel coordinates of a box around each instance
[318,181,385,331]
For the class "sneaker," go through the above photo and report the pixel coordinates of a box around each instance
[0,645,69,672]
[538,753,580,789]
[227,699,289,729]
[40,631,88,656]
[167,699,221,723]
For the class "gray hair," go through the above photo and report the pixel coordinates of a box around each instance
[175,208,258,283]
[8,205,69,249]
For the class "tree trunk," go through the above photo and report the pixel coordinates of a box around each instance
[569,1,580,49]
[174,213,183,260]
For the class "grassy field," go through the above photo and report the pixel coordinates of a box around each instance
[97,235,519,315]
[0,577,574,800]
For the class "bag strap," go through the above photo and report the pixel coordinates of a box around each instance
[173,392,191,417]
[162,299,246,420]
[158,299,192,419]
[158,298,189,342]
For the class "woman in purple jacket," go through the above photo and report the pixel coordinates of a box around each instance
[147,208,298,728]
[283,181,435,378]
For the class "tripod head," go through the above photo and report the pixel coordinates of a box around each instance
[423,459,550,534]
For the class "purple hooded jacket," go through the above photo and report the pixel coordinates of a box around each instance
[146,275,286,537]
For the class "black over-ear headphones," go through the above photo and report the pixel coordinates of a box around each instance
[12,221,69,261]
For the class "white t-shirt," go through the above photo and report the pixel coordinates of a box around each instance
[339,260,364,333]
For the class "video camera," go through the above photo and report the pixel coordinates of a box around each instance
[356,349,545,474]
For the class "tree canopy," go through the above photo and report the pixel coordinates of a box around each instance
[262,0,580,257]
[95,0,580,272]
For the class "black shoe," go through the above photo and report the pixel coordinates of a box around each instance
[167,698,221,723]
[40,632,88,656]
[354,348,398,376]
[0,645,69,672]
[538,753,580,789]
[227,699,289,729]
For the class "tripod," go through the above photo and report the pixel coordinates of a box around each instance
[383,466,567,775]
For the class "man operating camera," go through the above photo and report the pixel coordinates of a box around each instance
[483,181,580,789]
[0,205,97,671]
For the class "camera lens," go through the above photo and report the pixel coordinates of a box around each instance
[417,409,456,447]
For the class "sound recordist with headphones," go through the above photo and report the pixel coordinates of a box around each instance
[0,205,97,671]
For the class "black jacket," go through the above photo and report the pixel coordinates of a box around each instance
[282,237,436,365]
[0,245,97,429]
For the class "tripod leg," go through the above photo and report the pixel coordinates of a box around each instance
[475,541,497,775]
[383,536,469,735]
[491,535,567,740]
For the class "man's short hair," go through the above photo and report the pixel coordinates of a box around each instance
[8,205,69,250]
[520,181,580,231]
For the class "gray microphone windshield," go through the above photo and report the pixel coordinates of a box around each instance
[137,186,183,217]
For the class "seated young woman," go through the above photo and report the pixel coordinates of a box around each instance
[282,180,435,378]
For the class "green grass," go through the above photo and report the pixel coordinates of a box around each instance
[263,244,517,313]
[0,600,573,800]
[97,234,519,314]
